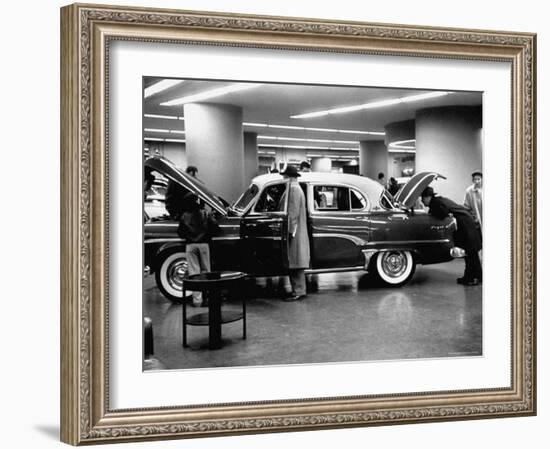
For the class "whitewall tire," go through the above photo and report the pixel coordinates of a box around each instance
[374,250,415,287]
[155,250,188,303]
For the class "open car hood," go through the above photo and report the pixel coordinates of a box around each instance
[144,157,228,216]
[393,172,446,209]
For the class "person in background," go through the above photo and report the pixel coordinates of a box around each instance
[177,192,219,307]
[299,160,311,172]
[185,165,198,178]
[388,177,400,196]
[464,169,483,228]
[281,165,310,301]
[377,172,386,187]
[421,186,482,286]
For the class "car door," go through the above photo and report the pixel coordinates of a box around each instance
[240,181,289,275]
[309,184,368,269]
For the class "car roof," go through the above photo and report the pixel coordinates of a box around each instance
[252,172,384,200]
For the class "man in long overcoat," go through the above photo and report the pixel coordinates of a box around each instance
[281,165,310,301]
[421,187,482,285]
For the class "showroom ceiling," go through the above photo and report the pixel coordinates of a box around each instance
[143,78,482,154]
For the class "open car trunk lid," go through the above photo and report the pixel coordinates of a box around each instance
[393,172,446,209]
[145,156,228,216]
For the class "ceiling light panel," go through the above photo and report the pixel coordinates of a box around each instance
[290,91,450,119]
[259,144,358,151]
[160,83,261,106]
[144,128,170,133]
[144,114,181,120]
[257,135,357,144]
[144,80,184,98]
[244,122,384,136]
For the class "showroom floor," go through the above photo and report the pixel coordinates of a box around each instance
[143,259,482,371]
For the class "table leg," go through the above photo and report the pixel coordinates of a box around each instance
[182,291,188,348]
[208,290,222,349]
[243,281,247,340]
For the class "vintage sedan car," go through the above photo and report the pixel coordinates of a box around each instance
[144,157,457,302]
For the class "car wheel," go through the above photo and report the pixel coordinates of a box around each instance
[374,250,415,287]
[155,249,189,303]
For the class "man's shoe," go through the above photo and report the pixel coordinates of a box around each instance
[456,277,467,285]
[283,294,305,302]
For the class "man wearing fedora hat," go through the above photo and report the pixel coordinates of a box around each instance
[280,165,310,301]
[421,186,482,286]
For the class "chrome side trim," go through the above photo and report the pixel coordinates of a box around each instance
[146,222,177,227]
[305,266,364,274]
[144,238,184,244]
[211,236,240,241]
[242,236,283,241]
[312,233,367,246]
[365,239,450,246]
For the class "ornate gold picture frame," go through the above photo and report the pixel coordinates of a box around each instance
[60,3,536,445]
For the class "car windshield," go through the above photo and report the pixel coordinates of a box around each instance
[233,183,259,212]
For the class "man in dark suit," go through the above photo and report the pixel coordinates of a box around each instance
[421,187,482,286]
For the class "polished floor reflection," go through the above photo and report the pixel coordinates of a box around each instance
[143,260,481,370]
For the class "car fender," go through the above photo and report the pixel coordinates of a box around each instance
[147,240,186,272]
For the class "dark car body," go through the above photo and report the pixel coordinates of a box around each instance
[144,157,456,301]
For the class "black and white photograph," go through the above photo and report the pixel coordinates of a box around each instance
[142,78,484,370]
[51,1,537,446]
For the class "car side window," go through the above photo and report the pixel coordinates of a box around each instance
[313,186,350,211]
[350,189,367,211]
[379,190,395,210]
[255,183,287,212]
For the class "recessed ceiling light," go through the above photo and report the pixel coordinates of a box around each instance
[243,122,268,128]
[337,129,385,135]
[144,80,184,98]
[388,149,416,154]
[244,122,384,136]
[389,139,416,146]
[259,144,358,151]
[144,114,181,120]
[389,144,416,150]
[160,84,261,106]
[143,137,186,143]
[144,128,170,133]
[258,135,358,144]
[290,91,449,119]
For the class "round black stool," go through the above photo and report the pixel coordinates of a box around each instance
[182,271,248,350]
